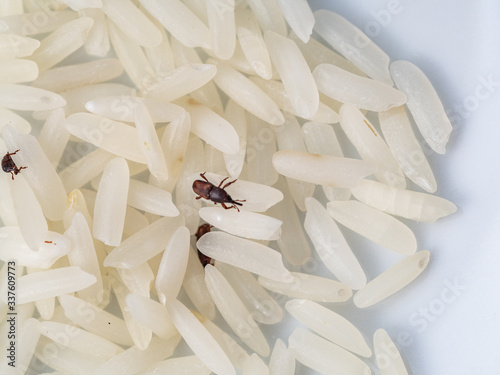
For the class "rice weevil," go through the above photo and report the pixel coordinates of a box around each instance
[2,149,27,180]
[192,172,246,211]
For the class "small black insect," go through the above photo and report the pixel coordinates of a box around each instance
[195,223,214,267]
[2,149,27,180]
[192,172,246,211]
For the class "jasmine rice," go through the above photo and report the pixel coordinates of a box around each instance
[0,2,457,374]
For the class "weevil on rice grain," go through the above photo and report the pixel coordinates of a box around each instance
[2,149,27,180]
[192,172,246,211]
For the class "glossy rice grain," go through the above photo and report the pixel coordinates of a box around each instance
[305,197,366,289]
[264,31,319,119]
[12,267,96,305]
[391,60,452,154]
[379,106,437,192]
[339,104,406,188]
[155,226,190,303]
[216,262,283,325]
[242,353,269,375]
[289,328,371,375]
[199,207,282,240]
[276,0,314,43]
[206,0,236,59]
[272,150,375,188]
[93,158,129,246]
[268,339,295,375]
[286,299,371,357]
[351,179,457,222]
[354,251,430,308]
[205,265,270,357]
[258,272,352,303]
[210,59,284,125]
[374,329,409,375]
[164,298,236,375]
[30,17,94,72]
[197,232,292,282]
[328,200,417,255]
[314,9,391,84]
[0,84,66,111]
[128,179,179,217]
[314,64,406,111]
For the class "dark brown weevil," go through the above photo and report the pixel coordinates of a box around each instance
[192,172,246,211]
[2,149,27,180]
[195,223,214,267]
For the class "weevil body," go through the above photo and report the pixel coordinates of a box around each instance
[2,149,27,180]
[195,223,214,267]
[192,172,246,211]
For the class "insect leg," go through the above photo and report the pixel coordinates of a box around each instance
[222,179,238,189]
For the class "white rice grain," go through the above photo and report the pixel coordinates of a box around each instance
[353,251,430,308]
[250,76,340,123]
[32,58,123,92]
[139,0,210,48]
[314,9,392,84]
[210,59,284,126]
[142,356,210,375]
[374,329,409,375]
[92,336,180,375]
[206,0,236,60]
[30,17,94,72]
[205,265,271,357]
[0,33,40,58]
[276,0,314,43]
[93,157,129,246]
[0,318,40,375]
[39,321,124,361]
[289,328,371,375]
[197,231,292,282]
[128,179,179,216]
[0,227,68,268]
[0,84,66,111]
[223,99,247,178]
[314,64,406,111]
[216,262,283,325]
[272,150,376,188]
[379,106,437,192]
[183,246,216,319]
[327,200,417,255]
[302,121,351,201]
[61,0,102,11]
[107,19,151,88]
[134,101,169,181]
[59,295,133,346]
[258,272,352,303]
[37,108,70,169]
[0,108,31,134]
[64,113,147,164]
[101,0,162,48]
[7,174,48,250]
[199,207,282,240]
[305,197,366,290]
[81,8,110,57]
[286,299,371,357]
[125,294,177,340]
[245,0,287,35]
[141,63,217,102]
[178,98,240,155]
[264,30,319,119]
[10,267,96,305]
[267,178,312,266]
[391,60,453,154]
[1,10,77,36]
[339,104,406,188]
[164,298,236,375]
[155,226,190,303]
[351,179,457,223]
[268,339,295,375]
[104,215,185,269]
[0,58,38,83]
[65,212,103,303]
[236,8,272,79]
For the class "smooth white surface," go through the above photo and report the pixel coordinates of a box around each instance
[303,1,500,375]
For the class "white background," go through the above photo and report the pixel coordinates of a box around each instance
[303,1,500,374]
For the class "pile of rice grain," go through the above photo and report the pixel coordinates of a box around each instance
[0,1,457,374]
